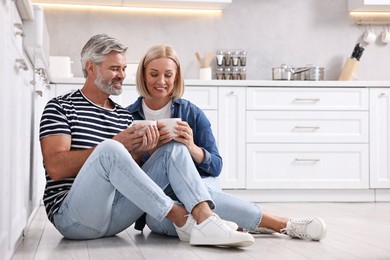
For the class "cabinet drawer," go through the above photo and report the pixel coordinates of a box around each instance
[246,88,368,111]
[182,86,217,110]
[246,111,368,143]
[246,143,369,189]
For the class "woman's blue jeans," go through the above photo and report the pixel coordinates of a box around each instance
[52,140,214,239]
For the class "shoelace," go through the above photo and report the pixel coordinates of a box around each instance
[280,219,313,239]
[210,214,226,228]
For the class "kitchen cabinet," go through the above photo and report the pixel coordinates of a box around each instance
[348,0,390,12]
[0,2,11,260]
[218,87,246,189]
[246,87,369,189]
[370,88,390,189]
[35,0,231,10]
[0,2,45,259]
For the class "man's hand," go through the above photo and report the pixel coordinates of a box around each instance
[113,123,160,159]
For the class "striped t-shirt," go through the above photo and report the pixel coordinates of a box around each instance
[39,89,133,223]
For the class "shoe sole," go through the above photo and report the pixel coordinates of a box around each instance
[189,236,254,247]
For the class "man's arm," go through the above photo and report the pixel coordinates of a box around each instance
[40,134,94,181]
[41,124,159,181]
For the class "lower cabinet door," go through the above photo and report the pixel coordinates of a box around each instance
[246,143,369,189]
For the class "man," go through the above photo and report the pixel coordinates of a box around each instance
[39,34,254,247]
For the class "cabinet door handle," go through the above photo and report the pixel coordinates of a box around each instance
[14,23,25,37]
[15,59,28,71]
[294,158,320,162]
[293,98,320,103]
[293,126,320,130]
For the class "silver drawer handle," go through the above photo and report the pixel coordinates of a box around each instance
[36,90,43,97]
[294,158,320,162]
[294,126,320,130]
[15,59,28,71]
[293,98,320,103]
[14,23,25,37]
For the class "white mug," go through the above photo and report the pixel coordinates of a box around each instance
[363,28,376,44]
[381,29,390,44]
[159,118,181,137]
[131,120,157,132]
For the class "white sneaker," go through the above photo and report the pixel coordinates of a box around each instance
[174,214,239,242]
[281,217,327,241]
[189,214,254,247]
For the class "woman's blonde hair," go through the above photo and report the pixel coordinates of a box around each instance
[136,44,184,99]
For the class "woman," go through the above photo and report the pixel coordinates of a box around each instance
[126,44,327,241]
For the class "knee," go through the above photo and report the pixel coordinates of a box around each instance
[163,141,188,154]
[97,139,126,154]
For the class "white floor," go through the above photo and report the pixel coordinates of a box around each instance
[12,202,390,260]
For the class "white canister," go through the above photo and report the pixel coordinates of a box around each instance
[49,56,73,78]
[199,67,212,80]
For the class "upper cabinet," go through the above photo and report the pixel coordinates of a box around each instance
[348,0,390,12]
[31,0,231,10]
[348,0,390,25]
[121,0,231,10]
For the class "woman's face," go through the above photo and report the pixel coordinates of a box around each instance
[144,57,177,100]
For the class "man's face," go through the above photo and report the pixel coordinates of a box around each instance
[94,51,127,96]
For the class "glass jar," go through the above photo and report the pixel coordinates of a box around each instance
[224,67,232,80]
[240,68,247,80]
[224,51,231,66]
[216,50,224,66]
[232,67,240,80]
[216,67,224,80]
[232,51,240,66]
[239,51,247,66]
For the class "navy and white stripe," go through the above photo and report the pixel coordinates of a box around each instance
[39,89,133,222]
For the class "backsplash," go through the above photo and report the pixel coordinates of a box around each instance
[44,0,390,81]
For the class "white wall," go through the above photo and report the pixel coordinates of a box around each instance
[44,0,390,81]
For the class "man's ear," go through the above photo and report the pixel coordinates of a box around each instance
[86,60,95,76]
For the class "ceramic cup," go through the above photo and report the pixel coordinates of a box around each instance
[381,29,390,44]
[131,120,157,132]
[363,28,376,44]
[159,118,181,137]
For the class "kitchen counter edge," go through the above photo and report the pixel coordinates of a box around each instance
[51,78,390,87]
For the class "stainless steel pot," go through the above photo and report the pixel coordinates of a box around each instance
[293,66,325,81]
[304,66,325,81]
[272,65,310,80]
[272,64,293,80]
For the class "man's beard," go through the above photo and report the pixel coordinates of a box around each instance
[94,68,123,96]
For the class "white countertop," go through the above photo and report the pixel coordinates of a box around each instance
[51,77,390,87]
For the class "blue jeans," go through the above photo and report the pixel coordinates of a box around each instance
[53,140,214,239]
[146,177,263,237]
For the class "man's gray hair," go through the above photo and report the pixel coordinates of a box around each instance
[80,34,127,78]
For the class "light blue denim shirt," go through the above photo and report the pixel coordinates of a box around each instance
[126,97,222,177]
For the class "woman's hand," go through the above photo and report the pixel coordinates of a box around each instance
[173,121,205,164]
